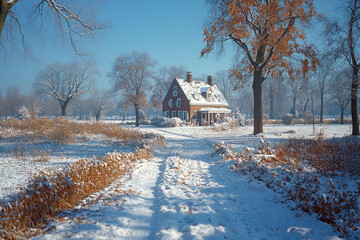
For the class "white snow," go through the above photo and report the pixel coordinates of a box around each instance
[29,124,351,239]
[0,136,133,202]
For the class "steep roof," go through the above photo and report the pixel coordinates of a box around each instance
[175,77,229,107]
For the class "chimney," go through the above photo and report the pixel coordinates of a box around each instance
[186,72,193,83]
[207,75,214,86]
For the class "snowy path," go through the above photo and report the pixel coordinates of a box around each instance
[33,128,342,240]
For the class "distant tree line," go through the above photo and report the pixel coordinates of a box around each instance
[0,0,359,135]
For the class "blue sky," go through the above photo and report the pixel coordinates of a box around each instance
[0,0,338,95]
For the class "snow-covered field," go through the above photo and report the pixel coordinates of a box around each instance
[0,135,133,202]
[3,123,350,239]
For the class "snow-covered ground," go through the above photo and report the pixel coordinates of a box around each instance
[30,124,353,239]
[0,136,133,202]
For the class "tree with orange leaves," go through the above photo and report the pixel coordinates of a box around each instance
[201,0,319,134]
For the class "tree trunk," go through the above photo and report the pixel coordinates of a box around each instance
[0,1,8,38]
[320,93,324,125]
[351,71,359,135]
[134,104,139,127]
[61,101,69,117]
[303,99,310,114]
[269,84,274,119]
[252,70,263,135]
[340,108,344,124]
[0,0,16,39]
[95,112,100,121]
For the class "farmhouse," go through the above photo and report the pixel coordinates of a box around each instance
[162,72,231,125]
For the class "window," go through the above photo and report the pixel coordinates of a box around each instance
[176,98,181,107]
[173,90,178,97]
[174,86,177,91]
[172,111,177,117]
[168,99,173,108]
[183,111,188,121]
[178,111,183,120]
[164,111,169,118]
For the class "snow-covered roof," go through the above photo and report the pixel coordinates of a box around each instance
[175,77,229,107]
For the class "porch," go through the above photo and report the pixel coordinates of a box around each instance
[195,108,231,126]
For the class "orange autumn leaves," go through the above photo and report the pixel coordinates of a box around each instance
[201,0,320,80]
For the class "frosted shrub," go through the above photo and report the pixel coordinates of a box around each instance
[139,110,151,125]
[18,106,32,119]
[155,117,184,127]
[281,113,294,125]
[213,117,240,131]
[234,111,246,126]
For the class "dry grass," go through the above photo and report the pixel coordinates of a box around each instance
[276,133,360,174]
[215,135,360,236]
[0,147,152,239]
[0,118,166,148]
[263,118,352,125]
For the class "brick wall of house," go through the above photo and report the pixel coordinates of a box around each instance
[162,79,190,120]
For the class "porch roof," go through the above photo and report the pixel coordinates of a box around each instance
[198,107,232,114]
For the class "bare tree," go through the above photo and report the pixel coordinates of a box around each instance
[315,53,338,124]
[0,0,103,56]
[298,78,313,117]
[286,76,304,117]
[71,96,91,120]
[36,61,95,117]
[263,70,285,119]
[109,51,156,127]
[214,70,232,99]
[4,86,25,118]
[91,89,113,121]
[326,0,360,135]
[331,69,352,124]
[22,90,42,118]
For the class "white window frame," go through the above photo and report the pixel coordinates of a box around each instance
[168,99,173,108]
[172,111,177,118]
[164,111,169,118]
[176,98,181,107]
[174,86,178,91]
[178,111,183,120]
[173,90,178,97]
[183,111,188,121]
